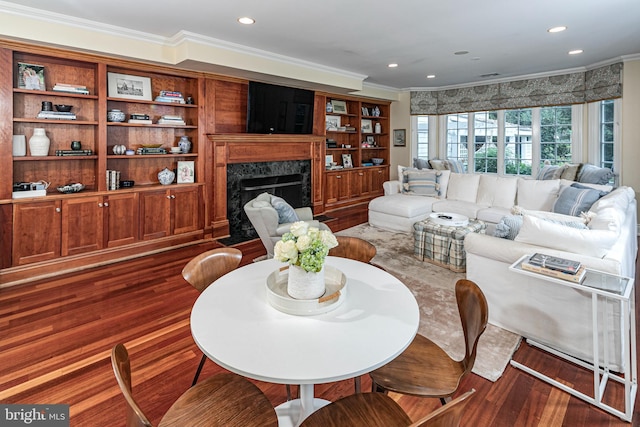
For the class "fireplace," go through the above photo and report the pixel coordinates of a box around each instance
[226,160,311,243]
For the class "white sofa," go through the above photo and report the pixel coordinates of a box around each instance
[368,170,637,369]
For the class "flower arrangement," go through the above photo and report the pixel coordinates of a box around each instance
[274,221,338,273]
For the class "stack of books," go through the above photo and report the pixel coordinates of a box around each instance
[128,113,152,124]
[55,149,93,156]
[37,110,77,120]
[106,170,121,190]
[154,90,186,104]
[521,253,586,283]
[52,83,89,95]
[136,147,167,155]
[157,114,185,125]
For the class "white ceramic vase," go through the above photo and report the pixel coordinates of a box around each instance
[287,265,326,299]
[29,128,50,156]
[157,167,175,185]
[12,135,26,156]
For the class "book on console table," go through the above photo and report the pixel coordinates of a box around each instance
[521,256,586,283]
[527,253,581,274]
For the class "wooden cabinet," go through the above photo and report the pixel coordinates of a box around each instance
[324,166,388,209]
[12,201,61,265]
[104,192,139,248]
[140,186,201,240]
[61,196,104,256]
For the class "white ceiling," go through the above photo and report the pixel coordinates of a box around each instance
[3,0,640,90]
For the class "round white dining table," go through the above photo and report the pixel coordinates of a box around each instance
[190,256,419,427]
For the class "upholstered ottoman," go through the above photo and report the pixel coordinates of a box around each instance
[368,193,437,233]
[413,218,486,272]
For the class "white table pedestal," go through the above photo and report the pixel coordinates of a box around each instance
[275,384,330,426]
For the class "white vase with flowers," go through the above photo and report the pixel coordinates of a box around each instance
[274,222,339,299]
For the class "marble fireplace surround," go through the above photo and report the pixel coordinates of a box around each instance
[208,134,326,240]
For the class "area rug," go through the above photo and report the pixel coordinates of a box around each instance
[336,224,521,382]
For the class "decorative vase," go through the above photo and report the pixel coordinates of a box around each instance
[157,167,175,185]
[287,265,326,300]
[374,122,382,134]
[29,128,50,156]
[107,109,126,122]
[12,135,26,156]
[113,144,127,155]
[178,136,192,154]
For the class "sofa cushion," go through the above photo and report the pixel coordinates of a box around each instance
[413,158,431,169]
[368,193,435,218]
[432,200,482,219]
[516,179,560,211]
[552,184,607,216]
[445,173,480,202]
[577,163,614,185]
[511,206,589,225]
[476,206,511,224]
[514,215,617,258]
[402,169,441,196]
[270,195,299,224]
[477,175,518,209]
[560,179,612,192]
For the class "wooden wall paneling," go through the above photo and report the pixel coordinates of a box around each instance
[313,93,327,135]
[0,47,13,201]
[0,205,12,269]
[212,140,230,238]
[97,63,108,191]
[312,139,325,213]
[213,80,247,134]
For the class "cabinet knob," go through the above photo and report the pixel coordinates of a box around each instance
[166,195,172,199]
[171,195,176,199]
[104,202,109,207]
[336,175,342,179]
[98,203,103,207]
[55,207,61,213]
[359,172,364,176]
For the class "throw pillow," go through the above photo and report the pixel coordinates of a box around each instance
[577,164,614,185]
[429,159,448,170]
[536,164,564,180]
[446,159,465,174]
[413,158,431,169]
[397,165,417,182]
[559,163,582,181]
[552,183,607,216]
[402,169,441,196]
[270,195,299,224]
[493,215,523,240]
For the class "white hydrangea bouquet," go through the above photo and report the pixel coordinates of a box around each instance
[274,221,338,272]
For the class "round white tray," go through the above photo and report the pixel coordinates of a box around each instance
[266,266,347,316]
[429,212,469,227]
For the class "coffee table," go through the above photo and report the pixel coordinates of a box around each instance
[190,256,419,426]
[414,213,486,272]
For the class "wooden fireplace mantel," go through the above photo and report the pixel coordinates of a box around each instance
[207,134,326,239]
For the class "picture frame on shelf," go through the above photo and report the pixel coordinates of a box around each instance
[177,161,195,184]
[361,119,373,133]
[17,62,45,91]
[393,129,407,146]
[331,100,348,114]
[326,115,341,131]
[366,135,375,144]
[325,155,333,167]
[341,154,353,168]
[107,72,152,101]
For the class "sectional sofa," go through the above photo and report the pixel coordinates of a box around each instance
[368,167,637,369]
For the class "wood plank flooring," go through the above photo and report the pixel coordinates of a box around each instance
[1,238,638,426]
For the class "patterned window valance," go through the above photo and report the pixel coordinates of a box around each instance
[410,63,622,115]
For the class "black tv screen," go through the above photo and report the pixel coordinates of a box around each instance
[247,81,315,134]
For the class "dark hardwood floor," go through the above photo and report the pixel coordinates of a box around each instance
[1,236,638,426]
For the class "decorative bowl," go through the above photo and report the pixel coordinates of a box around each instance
[120,180,135,188]
[107,109,126,122]
[57,183,85,194]
[372,158,384,165]
[54,104,73,112]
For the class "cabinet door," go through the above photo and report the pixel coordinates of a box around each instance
[140,190,171,240]
[105,192,139,248]
[171,186,201,235]
[354,169,372,198]
[325,172,351,204]
[372,167,387,196]
[12,201,61,265]
[61,196,104,257]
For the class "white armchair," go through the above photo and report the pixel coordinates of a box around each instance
[244,193,331,258]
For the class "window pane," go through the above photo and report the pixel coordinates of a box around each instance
[504,108,532,176]
[473,111,498,173]
[539,106,572,167]
[446,113,468,171]
[599,100,615,170]
[416,116,429,160]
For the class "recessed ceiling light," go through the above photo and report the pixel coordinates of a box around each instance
[568,49,583,55]
[454,51,469,56]
[388,63,398,68]
[426,75,436,79]
[548,26,567,33]
[238,17,255,25]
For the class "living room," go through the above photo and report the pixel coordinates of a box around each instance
[1,1,640,425]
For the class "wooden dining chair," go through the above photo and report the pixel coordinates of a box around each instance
[328,235,383,392]
[182,247,243,385]
[369,279,488,404]
[111,343,278,427]
[299,389,475,427]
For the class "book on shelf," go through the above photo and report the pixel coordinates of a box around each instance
[37,111,77,120]
[157,119,186,125]
[160,115,183,120]
[128,119,153,124]
[106,170,120,190]
[154,96,185,104]
[55,82,87,89]
[527,253,581,274]
[159,90,183,98]
[521,259,587,283]
[55,149,93,156]
[136,147,167,155]
[130,113,150,120]
[52,83,89,94]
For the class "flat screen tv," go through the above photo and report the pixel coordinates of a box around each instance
[247,81,315,134]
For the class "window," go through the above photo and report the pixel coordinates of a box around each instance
[540,105,572,167]
[503,109,532,176]
[599,100,615,170]
[416,116,429,159]
[446,113,468,171]
[473,111,498,173]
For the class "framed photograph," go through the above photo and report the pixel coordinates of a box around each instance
[177,161,195,183]
[341,154,353,168]
[326,115,341,131]
[361,119,373,133]
[366,135,375,144]
[331,100,347,114]
[17,62,45,90]
[107,72,152,101]
[325,154,333,166]
[393,129,407,146]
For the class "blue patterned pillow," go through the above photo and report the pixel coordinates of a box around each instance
[402,170,441,196]
[271,196,299,223]
[413,158,431,169]
[552,184,607,216]
[493,215,523,240]
[537,164,563,180]
[577,164,614,185]
[446,159,465,174]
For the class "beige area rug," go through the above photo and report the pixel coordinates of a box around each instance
[336,224,521,382]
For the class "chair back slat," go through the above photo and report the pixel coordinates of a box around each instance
[111,344,154,427]
[455,280,488,372]
[182,248,243,292]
